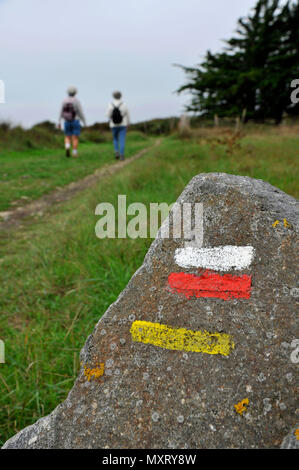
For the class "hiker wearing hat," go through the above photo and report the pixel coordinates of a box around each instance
[58,86,86,157]
[107,91,130,161]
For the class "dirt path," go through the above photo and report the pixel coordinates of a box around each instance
[0,140,160,231]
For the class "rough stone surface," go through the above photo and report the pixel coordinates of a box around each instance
[2,173,298,449]
[280,427,299,449]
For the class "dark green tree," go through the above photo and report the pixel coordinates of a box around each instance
[176,0,299,123]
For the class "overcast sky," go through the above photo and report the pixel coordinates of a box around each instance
[0,0,258,127]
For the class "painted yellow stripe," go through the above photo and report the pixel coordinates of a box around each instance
[130,321,234,356]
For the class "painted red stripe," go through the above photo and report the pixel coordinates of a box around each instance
[168,271,252,300]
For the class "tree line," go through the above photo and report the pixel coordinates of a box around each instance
[176,0,299,124]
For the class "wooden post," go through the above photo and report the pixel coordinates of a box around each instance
[178,114,191,137]
[235,116,240,133]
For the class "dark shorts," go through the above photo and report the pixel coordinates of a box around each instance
[64,119,81,136]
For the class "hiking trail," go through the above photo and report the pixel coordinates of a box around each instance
[0,139,161,231]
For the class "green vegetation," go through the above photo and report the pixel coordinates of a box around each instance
[131,117,179,135]
[0,121,62,151]
[0,128,298,445]
[0,131,151,211]
[177,0,299,123]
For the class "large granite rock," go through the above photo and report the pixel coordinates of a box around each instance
[3,173,298,449]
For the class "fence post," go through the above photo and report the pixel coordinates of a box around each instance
[235,116,240,133]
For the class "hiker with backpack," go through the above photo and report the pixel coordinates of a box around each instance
[58,86,86,158]
[107,91,130,161]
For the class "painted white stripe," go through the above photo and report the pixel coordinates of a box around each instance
[174,246,255,271]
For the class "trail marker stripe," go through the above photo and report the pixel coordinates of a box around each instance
[168,271,252,300]
[130,320,234,356]
[174,246,255,271]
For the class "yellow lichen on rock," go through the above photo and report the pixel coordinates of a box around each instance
[272,219,291,229]
[83,363,105,381]
[234,398,249,415]
[283,218,290,228]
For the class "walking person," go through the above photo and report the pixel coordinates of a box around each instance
[58,86,87,158]
[107,91,130,161]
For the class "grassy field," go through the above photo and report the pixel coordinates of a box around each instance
[0,128,298,445]
[0,131,150,211]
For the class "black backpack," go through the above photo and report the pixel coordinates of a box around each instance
[111,103,123,124]
[62,102,76,121]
